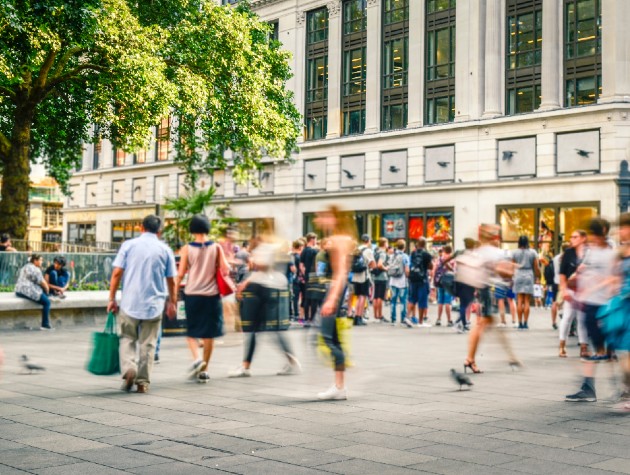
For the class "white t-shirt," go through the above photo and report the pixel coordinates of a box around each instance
[533,284,543,298]
[578,246,616,305]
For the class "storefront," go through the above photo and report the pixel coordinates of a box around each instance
[111,220,143,244]
[497,202,599,255]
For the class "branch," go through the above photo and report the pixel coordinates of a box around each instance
[44,63,108,93]
[0,130,11,162]
[51,46,84,79]
[0,86,16,101]
[34,49,58,91]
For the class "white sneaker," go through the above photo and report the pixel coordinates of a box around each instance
[419,322,433,328]
[454,322,464,333]
[317,385,347,400]
[277,362,301,376]
[188,360,206,380]
[403,318,413,328]
[497,322,506,328]
[512,322,519,329]
[228,366,251,378]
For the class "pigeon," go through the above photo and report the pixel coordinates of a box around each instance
[437,161,449,168]
[260,171,271,181]
[307,173,316,180]
[575,149,592,158]
[502,150,517,160]
[389,165,400,173]
[342,169,356,179]
[20,355,46,374]
[450,368,473,391]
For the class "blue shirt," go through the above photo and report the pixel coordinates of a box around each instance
[113,233,176,320]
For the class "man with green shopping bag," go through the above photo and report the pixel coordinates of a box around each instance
[108,215,177,394]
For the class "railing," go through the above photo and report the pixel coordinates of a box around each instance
[11,240,121,254]
[0,252,116,288]
[28,190,64,202]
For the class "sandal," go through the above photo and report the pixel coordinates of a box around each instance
[464,359,483,374]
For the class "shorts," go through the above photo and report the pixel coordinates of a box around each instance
[353,281,371,297]
[437,287,453,305]
[549,284,558,297]
[479,287,497,318]
[374,280,387,300]
[409,281,429,309]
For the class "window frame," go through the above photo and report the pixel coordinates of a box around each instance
[155,116,171,162]
[342,0,367,136]
[305,7,329,141]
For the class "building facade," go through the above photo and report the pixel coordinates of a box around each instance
[64,0,630,253]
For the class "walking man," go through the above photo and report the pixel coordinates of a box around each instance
[108,215,177,394]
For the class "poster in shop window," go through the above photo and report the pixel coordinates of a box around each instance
[382,213,406,239]
[409,215,424,240]
[427,212,452,242]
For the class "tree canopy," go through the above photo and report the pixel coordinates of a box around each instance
[0,0,301,238]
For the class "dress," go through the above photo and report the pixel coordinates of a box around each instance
[512,248,536,295]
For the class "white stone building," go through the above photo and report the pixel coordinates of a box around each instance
[64,0,630,253]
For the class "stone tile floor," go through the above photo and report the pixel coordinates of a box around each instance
[0,307,628,474]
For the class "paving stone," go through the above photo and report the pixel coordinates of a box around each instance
[318,458,433,475]
[574,441,630,459]
[252,446,351,467]
[176,432,277,455]
[5,412,78,428]
[328,444,437,467]
[497,457,620,475]
[16,433,110,453]
[95,433,165,447]
[0,447,79,470]
[412,430,517,451]
[412,443,520,466]
[226,459,336,475]
[0,439,28,451]
[334,431,434,450]
[69,446,173,469]
[196,454,260,469]
[126,461,227,474]
[590,458,630,474]
[493,441,611,466]
[485,429,593,449]
[341,419,435,437]
[33,462,130,474]
[409,458,528,475]
[0,464,32,474]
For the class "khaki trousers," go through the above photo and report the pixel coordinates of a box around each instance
[119,310,161,386]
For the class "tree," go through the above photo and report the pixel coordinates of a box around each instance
[0,0,300,238]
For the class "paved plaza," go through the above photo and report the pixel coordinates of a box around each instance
[1,307,629,474]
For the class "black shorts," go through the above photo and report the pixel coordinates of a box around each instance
[374,281,387,300]
[353,281,371,297]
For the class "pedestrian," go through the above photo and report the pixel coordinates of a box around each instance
[350,234,376,326]
[44,256,70,299]
[434,245,455,327]
[512,236,540,329]
[289,239,305,321]
[175,215,230,383]
[313,205,355,400]
[388,239,410,327]
[108,215,177,394]
[234,241,251,284]
[15,254,53,330]
[372,237,389,322]
[300,232,319,326]
[454,238,478,333]
[407,237,433,327]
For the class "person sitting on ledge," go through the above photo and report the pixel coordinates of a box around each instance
[15,254,53,330]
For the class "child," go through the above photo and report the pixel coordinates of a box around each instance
[533,279,543,308]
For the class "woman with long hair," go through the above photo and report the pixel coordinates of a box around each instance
[313,205,355,400]
[512,235,540,329]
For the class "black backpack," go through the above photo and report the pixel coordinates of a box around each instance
[408,250,427,283]
[371,249,385,277]
[351,247,368,274]
[544,260,555,284]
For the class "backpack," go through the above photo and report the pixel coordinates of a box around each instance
[350,247,368,274]
[408,250,428,283]
[387,252,404,278]
[371,249,385,277]
[433,257,447,287]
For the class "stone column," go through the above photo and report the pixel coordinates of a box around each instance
[365,0,381,134]
[538,0,562,110]
[599,0,630,103]
[454,0,484,121]
[294,10,307,143]
[326,1,342,139]
[407,0,424,128]
[482,0,503,118]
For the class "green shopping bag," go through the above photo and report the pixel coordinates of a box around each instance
[87,311,120,375]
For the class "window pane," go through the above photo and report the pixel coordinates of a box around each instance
[500,208,535,244]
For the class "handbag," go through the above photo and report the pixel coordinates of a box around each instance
[215,244,236,297]
[86,311,120,376]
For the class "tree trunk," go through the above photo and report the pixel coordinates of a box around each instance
[0,111,33,239]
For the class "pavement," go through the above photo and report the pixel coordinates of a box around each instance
[0,306,629,474]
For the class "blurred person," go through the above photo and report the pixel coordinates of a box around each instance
[230,222,300,378]
[350,234,375,326]
[108,215,177,393]
[434,245,454,327]
[565,218,617,402]
[289,239,305,321]
[558,230,589,358]
[533,278,543,308]
[234,241,251,284]
[463,224,520,374]
[300,232,319,325]
[512,236,540,329]
[303,238,332,322]
[371,237,389,322]
[545,250,560,329]
[454,238,477,333]
[388,239,410,327]
[44,256,69,298]
[15,254,52,330]
[0,233,17,252]
[407,237,433,327]
[175,215,230,383]
[313,205,355,400]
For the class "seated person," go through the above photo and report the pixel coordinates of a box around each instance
[44,256,70,298]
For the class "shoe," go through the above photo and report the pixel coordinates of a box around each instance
[58,293,67,300]
[136,383,149,394]
[497,322,506,328]
[197,372,210,383]
[512,322,518,329]
[228,366,251,378]
[454,322,464,333]
[39,326,54,331]
[518,322,523,330]
[188,360,206,380]
[612,401,630,413]
[278,355,302,376]
[559,348,567,358]
[509,360,524,371]
[403,318,413,328]
[121,369,136,392]
[419,322,432,328]
[447,321,454,327]
[382,316,391,323]
[317,385,347,400]
[154,353,160,364]
[552,323,558,330]
[523,322,529,330]
[49,296,60,303]
[565,386,596,402]
[435,320,442,326]
[582,354,610,363]
[411,317,419,325]
[464,360,482,374]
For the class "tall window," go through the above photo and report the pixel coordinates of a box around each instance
[506,0,542,115]
[382,0,409,131]
[133,150,147,164]
[425,0,455,124]
[564,0,601,107]
[92,125,101,170]
[155,116,171,161]
[113,148,126,167]
[342,0,367,136]
[305,7,329,141]
[269,20,279,42]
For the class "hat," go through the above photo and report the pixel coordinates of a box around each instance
[360,233,370,243]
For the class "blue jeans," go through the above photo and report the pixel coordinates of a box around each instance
[47,270,68,291]
[17,292,51,328]
[457,284,475,327]
[390,286,408,321]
